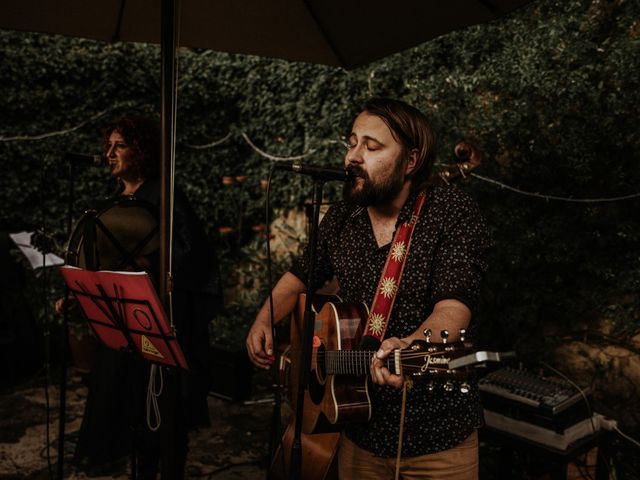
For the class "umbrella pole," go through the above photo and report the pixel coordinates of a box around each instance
[138,0,176,478]
[159,0,176,315]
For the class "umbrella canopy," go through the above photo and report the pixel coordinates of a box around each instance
[1,0,532,69]
[1,0,535,304]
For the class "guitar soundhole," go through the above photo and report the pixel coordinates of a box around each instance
[316,343,327,381]
[308,344,326,405]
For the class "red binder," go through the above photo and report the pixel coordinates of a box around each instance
[59,265,188,370]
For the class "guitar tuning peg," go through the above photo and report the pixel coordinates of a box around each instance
[426,381,435,392]
[444,381,454,392]
[440,330,449,344]
[459,329,466,342]
[460,382,470,394]
[423,328,432,343]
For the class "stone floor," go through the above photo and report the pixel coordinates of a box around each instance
[0,368,275,479]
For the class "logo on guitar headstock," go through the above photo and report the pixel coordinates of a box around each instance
[420,354,450,372]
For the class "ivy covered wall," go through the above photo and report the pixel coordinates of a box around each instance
[1,0,639,420]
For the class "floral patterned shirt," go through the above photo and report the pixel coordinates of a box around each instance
[290,185,492,457]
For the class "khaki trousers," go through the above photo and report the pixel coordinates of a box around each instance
[338,431,478,480]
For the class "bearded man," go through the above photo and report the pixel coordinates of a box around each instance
[247,97,491,480]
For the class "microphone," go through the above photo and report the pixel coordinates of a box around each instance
[274,161,352,182]
[64,152,103,167]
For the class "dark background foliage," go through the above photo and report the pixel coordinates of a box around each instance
[1,0,639,448]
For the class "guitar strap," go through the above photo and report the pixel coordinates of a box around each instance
[362,190,427,344]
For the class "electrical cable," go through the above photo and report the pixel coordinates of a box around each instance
[42,249,54,480]
[471,172,640,203]
[5,104,640,204]
[0,102,136,142]
[539,361,595,431]
[613,426,640,449]
[241,132,317,161]
[186,459,261,478]
[573,453,595,480]
[265,163,276,357]
[539,361,615,478]
[540,361,640,447]
[40,432,79,460]
[146,364,164,432]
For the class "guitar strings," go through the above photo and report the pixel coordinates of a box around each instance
[314,350,454,374]
[315,351,452,359]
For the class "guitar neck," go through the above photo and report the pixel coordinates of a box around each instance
[322,350,395,376]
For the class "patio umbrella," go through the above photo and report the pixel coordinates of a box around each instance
[1,1,534,477]
[3,0,532,69]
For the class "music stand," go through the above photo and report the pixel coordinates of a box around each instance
[59,265,188,370]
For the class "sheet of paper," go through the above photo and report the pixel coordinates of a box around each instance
[9,231,65,269]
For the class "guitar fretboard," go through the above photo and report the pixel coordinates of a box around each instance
[320,350,393,376]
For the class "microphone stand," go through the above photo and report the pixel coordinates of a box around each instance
[57,158,75,479]
[290,178,325,480]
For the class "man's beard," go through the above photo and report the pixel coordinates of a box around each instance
[343,164,405,207]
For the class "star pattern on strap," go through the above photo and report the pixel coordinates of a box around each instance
[380,276,398,298]
[391,241,407,262]
[367,312,386,336]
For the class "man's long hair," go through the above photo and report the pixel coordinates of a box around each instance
[103,115,160,179]
[362,98,437,192]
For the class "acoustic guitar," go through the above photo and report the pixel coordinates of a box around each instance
[290,295,506,431]
[269,295,509,480]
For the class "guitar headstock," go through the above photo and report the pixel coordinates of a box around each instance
[398,339,475,380]
[395,340,514,393]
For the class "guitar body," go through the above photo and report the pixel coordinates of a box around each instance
[269,295,345,480]
[300,299,372,433]
[268,422,340,480]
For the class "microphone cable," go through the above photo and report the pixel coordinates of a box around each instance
[264,162,282,470]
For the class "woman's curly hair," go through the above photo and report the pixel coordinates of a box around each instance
[103,116,160,179]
